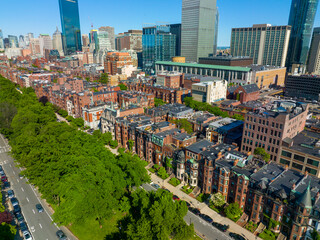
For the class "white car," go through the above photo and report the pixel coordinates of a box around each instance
[23,231,32,240]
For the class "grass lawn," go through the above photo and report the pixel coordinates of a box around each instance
[148,168,156,173]
[69,212,124,240]
[181,186,193,194]
[259,229,277,240]
[191,234,203,240]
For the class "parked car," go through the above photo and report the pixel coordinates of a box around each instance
[3,181,10,189]
[56,230,68,240]
[16,212,25,224]
[19,222,28,234]
[189,207,200,215]
[10,197,18,207]
[36,204,44,213]
[172,195,180,201]
[229,232,246,240]
[1,176,8,182]
[0,169,4,175]
[23,231,33,240]
[212,222,229,232]
[13,205,21,215]
[199,214,213,223]
[7,189,14,199]
[151,183,160,190]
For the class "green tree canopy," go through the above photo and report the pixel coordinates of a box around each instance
[118,83,128,91]
[225,203,242,222]
[154,98,166,107]
[99,73,109,84]
[254,147,271,163]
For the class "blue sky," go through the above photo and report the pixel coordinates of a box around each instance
[1,0,320,46]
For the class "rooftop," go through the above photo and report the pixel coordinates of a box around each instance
[155,61,252,72]
[285,130,320,158]
[186,139,215,154]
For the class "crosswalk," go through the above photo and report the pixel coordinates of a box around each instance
[0,146,11,153]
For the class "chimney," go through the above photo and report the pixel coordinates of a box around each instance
[218,152,222,158]
[285,165,289,171]
[228,147,231,151]
[202,147,206,151]
[233,159,239,166]
[292,183,296,190]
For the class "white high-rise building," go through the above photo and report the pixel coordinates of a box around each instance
[181,0,219,62]
[52,27,64,56]
[39,34,53,55]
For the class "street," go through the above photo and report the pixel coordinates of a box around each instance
[0,134,76,240]
[142,184,232,240]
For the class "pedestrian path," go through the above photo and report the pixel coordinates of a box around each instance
[150,173,261,240]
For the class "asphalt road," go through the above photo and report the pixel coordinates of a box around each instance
[0,134,75,240]
[142,184,232,240]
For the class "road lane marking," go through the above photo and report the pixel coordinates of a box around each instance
[9,164,12,167]
[39,223,42,229]
[13,171,15,175]
[17,179,19,183]
[32,209,35,214]
[26,197,29,202]
[30,226,35,232]
[21,187,24,192]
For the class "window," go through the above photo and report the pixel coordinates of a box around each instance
[305,167,317,176]
[292,162,303,170]
[294,154,305,163]
[281,151,292,158]
[307,158,319,167]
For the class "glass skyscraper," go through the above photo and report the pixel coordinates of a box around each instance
[142,25,176,74]
[181,0,219,62]
[286,0,319,69]
[169,24,181,56]
[58,0,82,55]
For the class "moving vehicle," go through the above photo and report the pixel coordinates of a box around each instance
[36,204,44,213]
[56,230,68,240]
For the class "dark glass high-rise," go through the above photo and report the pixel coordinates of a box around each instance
[58,0,82,55]
[286,0,319,69]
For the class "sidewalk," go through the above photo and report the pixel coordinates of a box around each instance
[149,173,261,240]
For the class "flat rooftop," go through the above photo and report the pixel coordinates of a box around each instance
[155,61,252,72]
[287,130,320,158]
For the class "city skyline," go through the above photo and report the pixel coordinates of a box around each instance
[2,0,320,47]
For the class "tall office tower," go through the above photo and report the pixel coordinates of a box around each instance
[307,28,320,74]
[27,33,34,40]
[214,9,219,56]
[82,34,90,47]
[52,27,64,56]
[142,25,176,74]
[99,26,115,50]
[231,24,291,67]
[8,35,18,48]
[39,34,53,51]
[286,0,319,70]
[3,38,10,48]
[97,30,112,51]
[115,30,143,52]
[18,35,26,48]
[0,29,3,49]
[169,24,181,56]
[181,0,219,62]
[29,38,41,55]
[58,0,82,55]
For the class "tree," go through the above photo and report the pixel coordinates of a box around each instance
[232,114,244,121]
[58,109,68,118]
[128,139,134,152]
[173,119,193,134]
[154,98,166,107]
[66,115,74,122]
[210,192,226,208]
[225,203,242,222]
[118,83,128,91]
[0,102,17,136]
[164,157,173,173]
[0,212,13,224]
[39,96,49,106]
[157,167,169,180]
[72,118,84,128]
[115,189,194,240]
[311,229,320,240]
[99,73,109,84]
[109,140,118,149]
[0,222,16,240]
[254,147,270,163]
